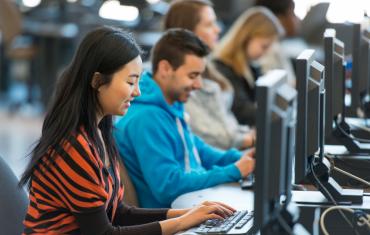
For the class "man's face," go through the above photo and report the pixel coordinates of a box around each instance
[164,54,206,104]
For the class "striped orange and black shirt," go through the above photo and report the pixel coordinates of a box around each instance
[23,128,168,234]
[23,129,125,234]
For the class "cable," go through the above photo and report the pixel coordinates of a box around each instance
[309,163,355,231]
[310,163,337,206]
[312,207,321,235]
[356,212,370,229]
[333,166,370,188]
[358,216,370,229]
[331,156,370,172]
[320,206,354,235]
[276,213,294,235]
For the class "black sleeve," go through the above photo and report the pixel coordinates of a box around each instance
[113,203,169,226]
[74,206,164,235]
[213,59,257,126]
[231,87,257,126]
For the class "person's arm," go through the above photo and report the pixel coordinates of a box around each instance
[75,207,163,235]
[76,202,233,235]
[195,136,255,178]
[113,203,168,226]
[193,135,242,168]
[160,201,235,235]
[124,111,242,207]
[166,208,190,218]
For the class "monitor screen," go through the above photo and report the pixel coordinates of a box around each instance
[254,70,297,231]
[358,28,370,105]
[348,24,366,116]
[295,49,325,184]
[294,48,363,204]
[324,29,345,140]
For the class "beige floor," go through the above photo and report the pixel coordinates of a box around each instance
[0,109,43,178]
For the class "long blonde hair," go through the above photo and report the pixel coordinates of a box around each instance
[213,7,284,84]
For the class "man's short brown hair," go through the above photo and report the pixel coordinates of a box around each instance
[151,28,210,74]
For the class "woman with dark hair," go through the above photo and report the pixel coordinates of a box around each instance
[19,26,234,235]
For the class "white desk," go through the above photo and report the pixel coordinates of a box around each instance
[172,183,253,211]
[172,184,370,235]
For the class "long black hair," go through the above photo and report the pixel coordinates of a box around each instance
[19,26,142,188]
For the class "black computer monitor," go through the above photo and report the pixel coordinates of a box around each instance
[356,28,370,114]
[324,28,370,153]
[295,49,324,184]
[254,70,299,233]
[348,24,363,115]
[324,29,346,140]
[295,49,363,204]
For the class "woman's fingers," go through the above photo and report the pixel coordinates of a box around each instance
[206,213,224,221]
[201,201,235,215]
[212,201,236,213]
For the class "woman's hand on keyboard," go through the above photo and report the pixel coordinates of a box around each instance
[176,201,236,231]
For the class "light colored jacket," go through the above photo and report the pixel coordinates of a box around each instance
[258,41,296,85]
[140,60,252,149]
[185,78,251,150]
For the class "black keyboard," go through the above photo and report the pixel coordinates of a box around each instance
[194,210,253,234]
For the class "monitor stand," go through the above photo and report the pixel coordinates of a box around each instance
[307,158,363,205]
[261,203,310,235]
[346,117,370,139]
[328,119,370,154]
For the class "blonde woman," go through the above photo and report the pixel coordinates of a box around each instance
[213,7,284,126]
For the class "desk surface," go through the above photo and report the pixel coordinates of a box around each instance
[172,183,254,210]
[172,184,370,210]
[172,184,370,235]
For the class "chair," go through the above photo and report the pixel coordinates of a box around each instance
[0,156,29,234]
[118,159,139,207]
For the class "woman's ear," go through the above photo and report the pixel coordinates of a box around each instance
[91,72,101,90]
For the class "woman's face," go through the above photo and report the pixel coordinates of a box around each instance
[97,56,142,117]
[194,6,221,50]
[246,36,274,60]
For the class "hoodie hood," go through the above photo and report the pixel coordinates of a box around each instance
[135,71,185,119]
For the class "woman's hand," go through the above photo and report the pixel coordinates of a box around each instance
[176,201,236,231]
[161,201,236,235]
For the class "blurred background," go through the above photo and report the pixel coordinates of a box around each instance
[0,0,369,178]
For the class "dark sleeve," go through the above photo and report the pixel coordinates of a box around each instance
[213,59,257,126]
[75,206,163,235]
[231,87,257,126]
[113,203,169,226]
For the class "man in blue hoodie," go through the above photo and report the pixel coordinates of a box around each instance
[114,29,255,208]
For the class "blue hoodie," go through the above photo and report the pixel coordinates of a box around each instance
[114,71,242,208]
